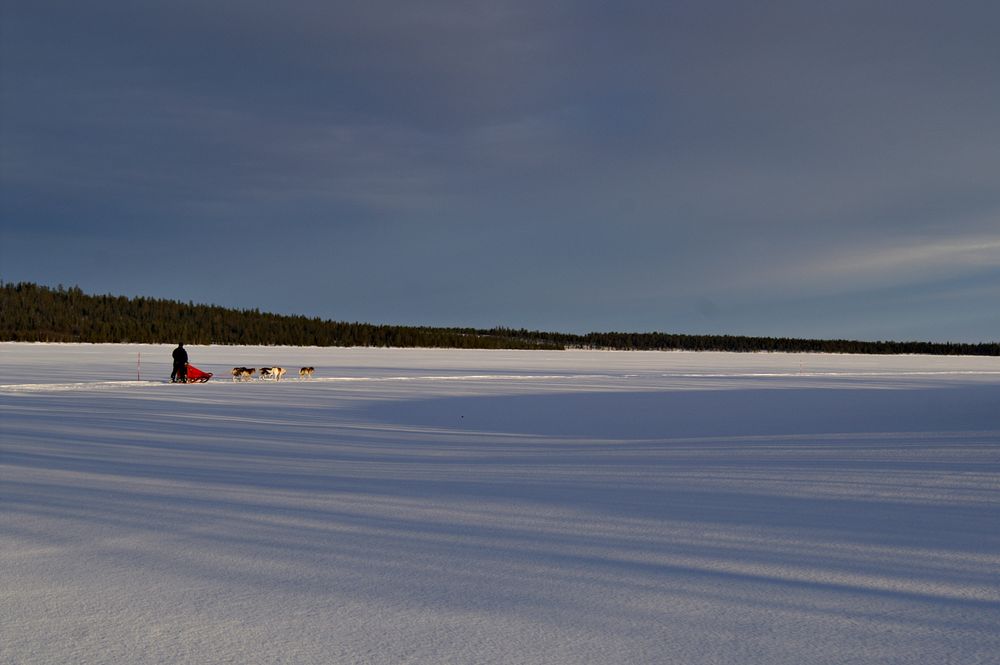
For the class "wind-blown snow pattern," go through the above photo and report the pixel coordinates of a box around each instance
[2,343,999,664]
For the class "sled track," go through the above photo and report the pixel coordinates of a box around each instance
[3,369,1000,394]
[0,374,607,393]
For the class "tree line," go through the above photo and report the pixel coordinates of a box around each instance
[2,282,997,356]
[0,282,562,349]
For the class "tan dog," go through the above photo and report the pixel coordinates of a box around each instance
[299,367,315,379]
[231,367,256,382]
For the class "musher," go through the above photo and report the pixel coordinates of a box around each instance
[171,343,188,383]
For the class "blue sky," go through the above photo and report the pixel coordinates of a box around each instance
[2,1,998,341]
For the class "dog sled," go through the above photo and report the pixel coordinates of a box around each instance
[181,364,213,383]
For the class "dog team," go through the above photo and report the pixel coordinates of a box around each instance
[231,366,315,382]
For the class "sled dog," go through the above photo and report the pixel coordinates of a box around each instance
[299,367,315,379]
[260,367,286,381]
[231,367,255,382]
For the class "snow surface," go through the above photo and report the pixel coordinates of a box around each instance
[2,343,999,664]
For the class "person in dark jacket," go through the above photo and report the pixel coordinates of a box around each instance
[171,343,189,383]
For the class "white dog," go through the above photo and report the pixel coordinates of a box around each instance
[259,366,286,381]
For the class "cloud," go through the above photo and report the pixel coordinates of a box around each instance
[715,223,1000,302]
[3,1,1000,340]
[813,235,1000,278]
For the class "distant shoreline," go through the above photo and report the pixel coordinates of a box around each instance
[3,282,997,356]
[5,340,1000,360]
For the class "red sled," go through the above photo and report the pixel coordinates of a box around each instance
[184,364,213,383]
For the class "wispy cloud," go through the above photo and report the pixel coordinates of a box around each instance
[812,235,1000,278]
[721,224,1000,301]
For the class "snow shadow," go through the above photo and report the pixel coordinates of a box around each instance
[355,384,1000,439]
[4,378,1000,664]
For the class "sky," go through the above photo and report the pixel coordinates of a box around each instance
[1,1,998,342]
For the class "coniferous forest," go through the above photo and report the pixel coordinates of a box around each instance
[1,282,997,355]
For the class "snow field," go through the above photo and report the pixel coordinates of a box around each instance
[2,344,999,664]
